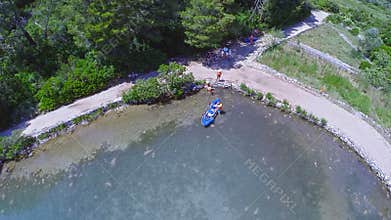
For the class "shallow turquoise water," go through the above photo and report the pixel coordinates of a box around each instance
[0,90,390,219]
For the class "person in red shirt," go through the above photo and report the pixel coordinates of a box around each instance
[216,70,222,82]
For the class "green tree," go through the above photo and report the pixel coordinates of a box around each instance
[180,0,235,49]
[262,0,311,27]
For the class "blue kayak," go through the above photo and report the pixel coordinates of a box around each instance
[201,98,221,127]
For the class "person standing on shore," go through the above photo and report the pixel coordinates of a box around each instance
[216,69,222,82]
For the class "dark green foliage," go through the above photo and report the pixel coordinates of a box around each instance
[262,0,311,27]
[35,53,116,111]
[0,73,36,129]
[231,10,266,37]
[180,0,235,49]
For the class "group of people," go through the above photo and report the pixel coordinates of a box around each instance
[220,47,232,58]
[204,69,223,95]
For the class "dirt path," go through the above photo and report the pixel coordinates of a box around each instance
[22,82,133,137]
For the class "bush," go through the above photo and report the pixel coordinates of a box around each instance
[36,53,116,111]
[309,113,319,124]
[123,78,163,104]
[265,92,276,106]
[240,83,255,96]
[255,92,264,100]
[301,109,308,119]
[320,118,328,127]
[159,62,195,99]
[281,99,291,112]
[122,62,195,104]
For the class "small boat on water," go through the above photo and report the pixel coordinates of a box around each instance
[201,98,222,127]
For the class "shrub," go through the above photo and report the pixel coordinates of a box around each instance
[320,118,328,127]
[265,92,276,106]
[123,78,163,104]
[301,109,308,119]
[255,92,264,100]
[309,113,319,124]
[159,62,195,99]
[122,62,195,104]
[240,83,255,96]
[282,99,291,112]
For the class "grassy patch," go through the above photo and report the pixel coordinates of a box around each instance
[322,74,371,114]
[295,24,363,68]
[258,44,391,128]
